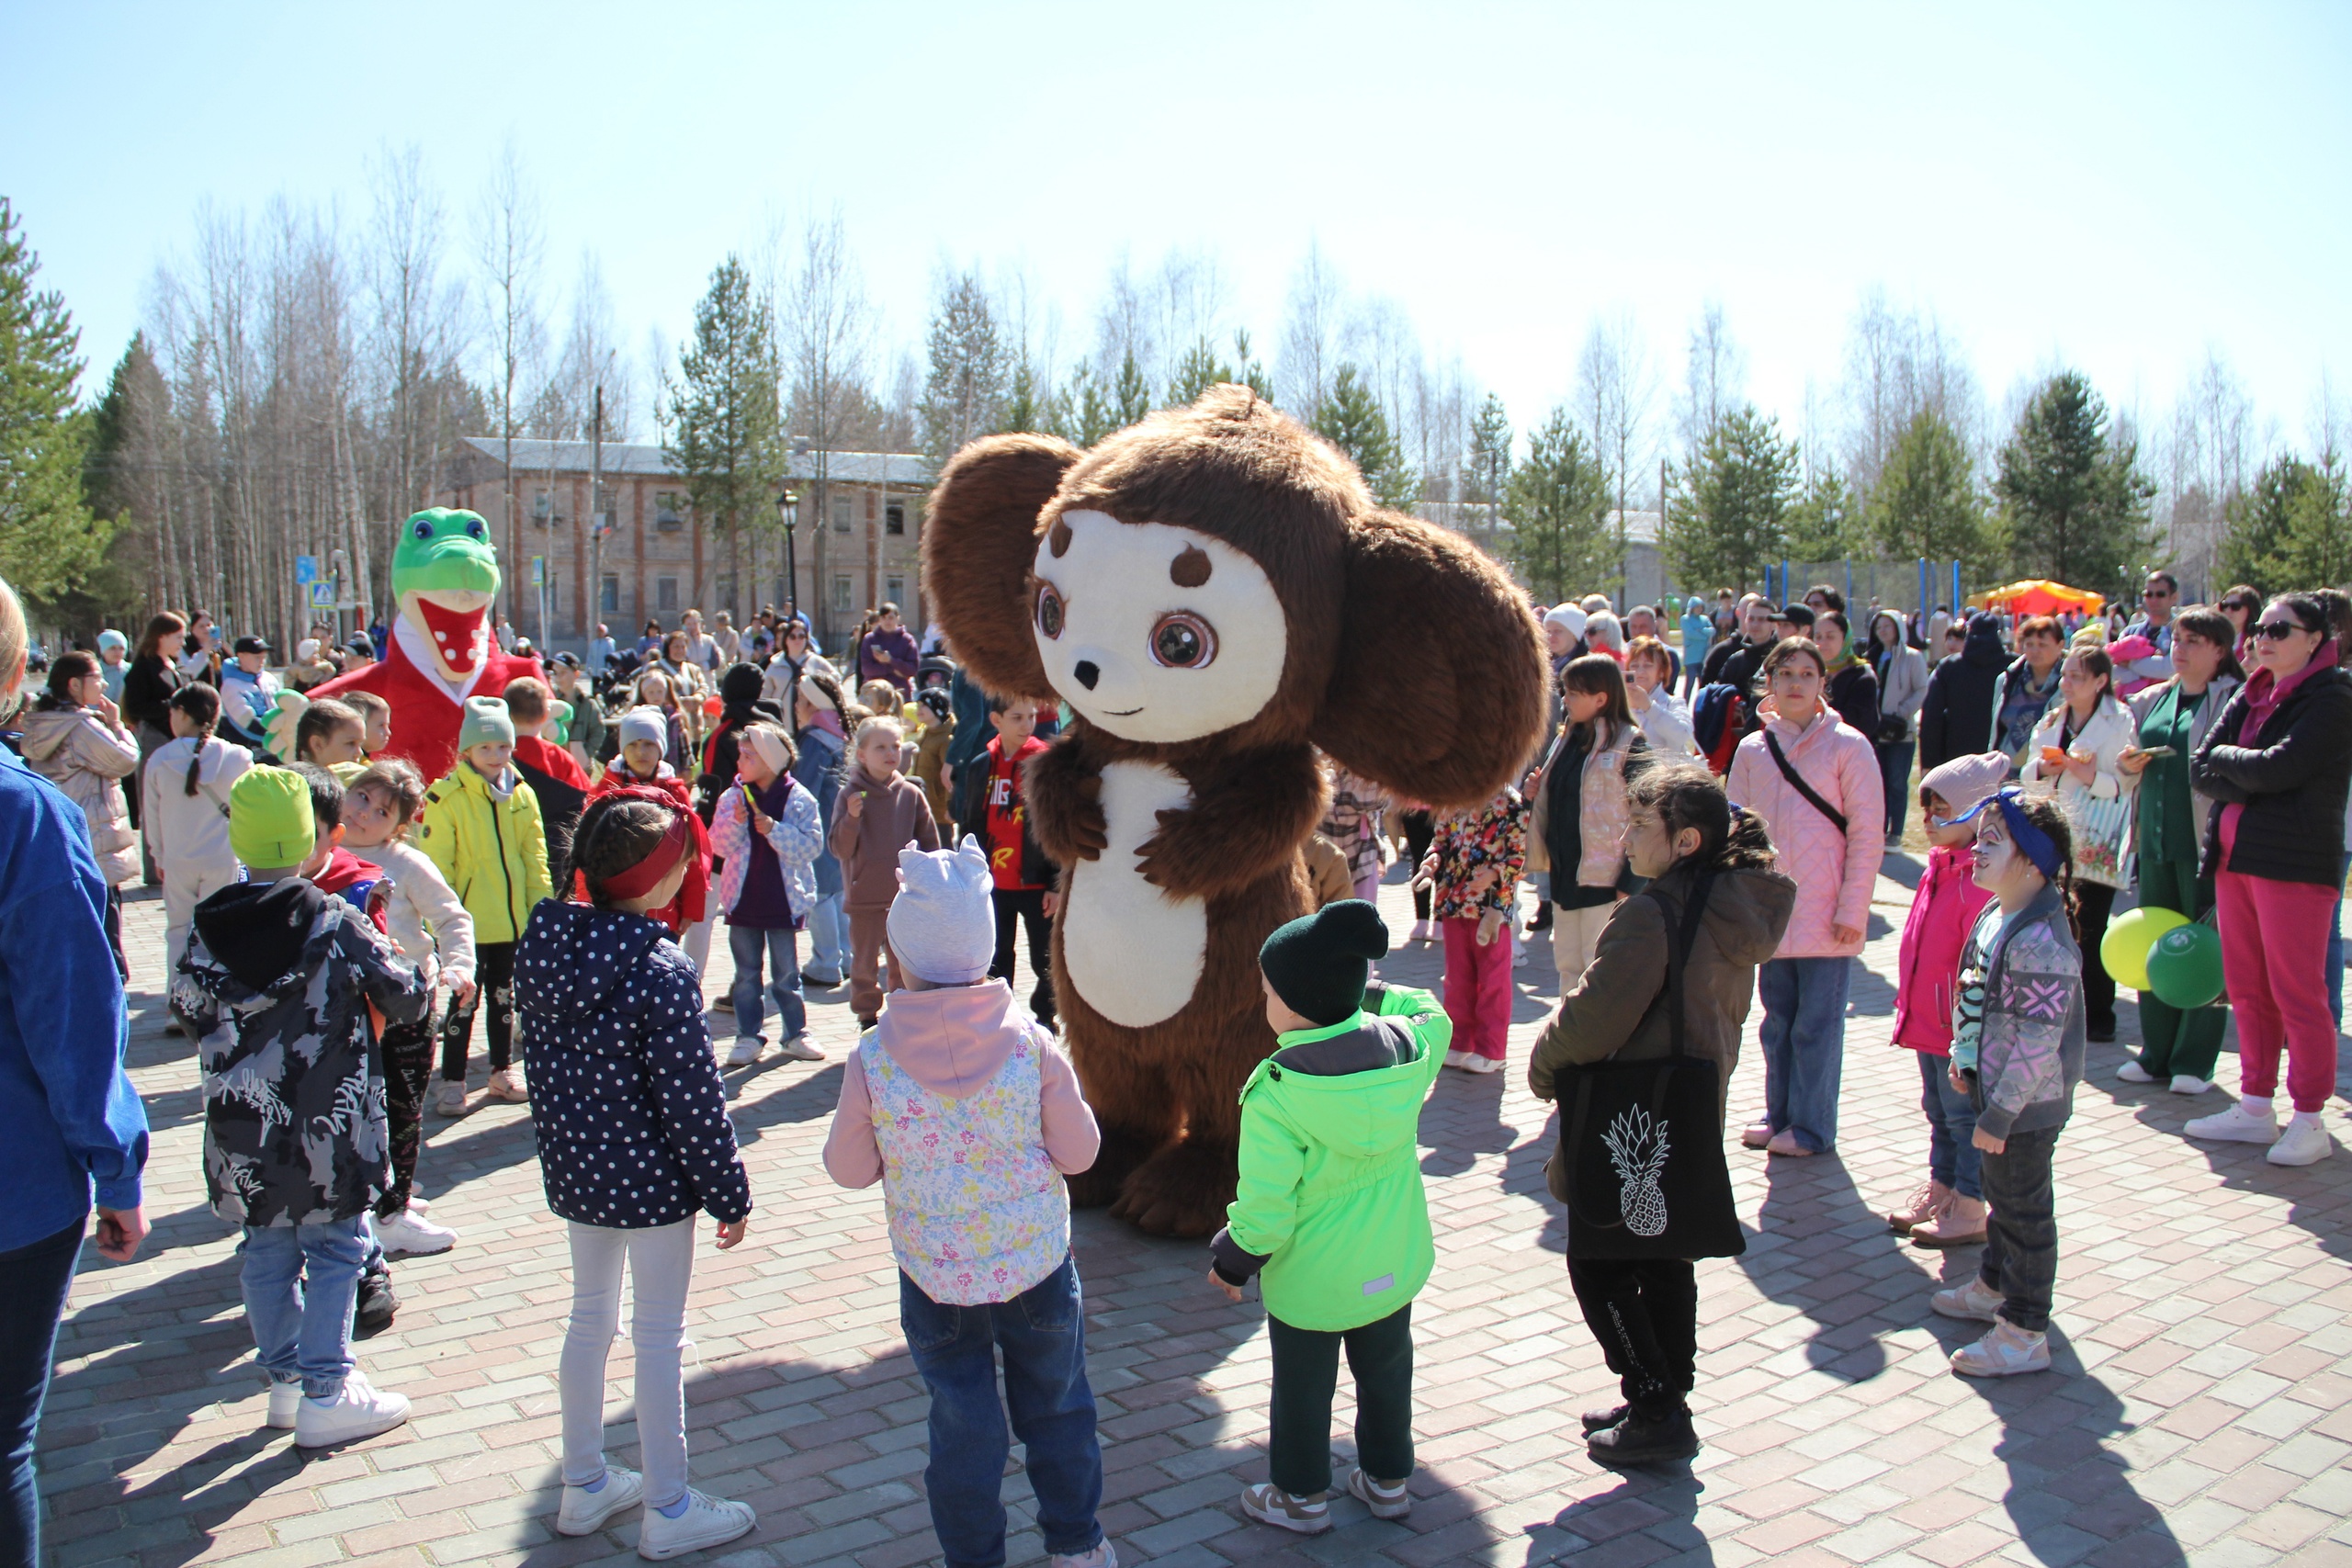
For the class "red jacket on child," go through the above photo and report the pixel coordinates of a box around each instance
[1891,841,1993,1056]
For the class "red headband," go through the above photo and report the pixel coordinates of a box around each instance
[583,787,690,904]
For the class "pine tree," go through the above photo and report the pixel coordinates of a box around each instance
[1466,393,1511,506]
[1313,364,1418,509]
[1996,371,2156,591]
[0,197,108,604]
[1785,457,1856,564]
[1864,407,1987,570]
[919,274,1007,462]
[1001,358,1046,434]
[1112,350,1151,428]
[1231,329,1274,405]
[1501,405,1611,603]
[662,254,782,617]
[2221,455,2351,597]
[1662,405,1796,592]
[1166,336,1231,408]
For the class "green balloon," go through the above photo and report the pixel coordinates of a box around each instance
[2102,906,2188,993]
[2146,923,2226,1010]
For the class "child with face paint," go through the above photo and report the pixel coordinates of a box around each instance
[1929,787,2085,1378]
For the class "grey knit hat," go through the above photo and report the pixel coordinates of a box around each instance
[887,836,997,986]
[458,696,514,753]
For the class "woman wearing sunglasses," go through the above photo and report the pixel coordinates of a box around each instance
[2185,592,2352,1166]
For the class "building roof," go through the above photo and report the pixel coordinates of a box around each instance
[457,436,933,487]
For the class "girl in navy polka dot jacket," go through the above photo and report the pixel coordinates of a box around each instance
[516,789,759,1554]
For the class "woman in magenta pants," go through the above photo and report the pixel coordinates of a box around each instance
[2186,592,2352,1168]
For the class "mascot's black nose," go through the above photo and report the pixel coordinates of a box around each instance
[1073,660,1100,690]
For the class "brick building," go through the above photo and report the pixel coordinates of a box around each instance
[437,437,933,649]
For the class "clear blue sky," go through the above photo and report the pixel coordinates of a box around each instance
[6,1,2348,451]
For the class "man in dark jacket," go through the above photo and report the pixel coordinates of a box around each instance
[1918,614,2011,773]
[1699,595,1777,697]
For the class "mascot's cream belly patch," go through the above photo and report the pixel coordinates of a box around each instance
[1064,760,1204,1028]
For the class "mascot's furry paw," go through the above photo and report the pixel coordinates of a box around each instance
[1065,1127,1158,1210]
[1108,1141,1240,1238]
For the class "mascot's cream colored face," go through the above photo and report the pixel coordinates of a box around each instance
[1031,510,1287,744]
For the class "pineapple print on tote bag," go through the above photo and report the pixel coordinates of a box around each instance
[1603,1104,1672,1237]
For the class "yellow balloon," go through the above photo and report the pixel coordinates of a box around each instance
[2101,906,2189,993]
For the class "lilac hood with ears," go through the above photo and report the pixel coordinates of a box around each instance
[888,834,996,985]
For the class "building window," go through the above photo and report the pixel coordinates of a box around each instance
[885,502,905,536]
[886,576,905,607]
[832,495,852,533]
[655,491,684,531]
[831,575,853,614]
[657,577,679,612]
[601,575,619,615]
[533,489,554,526]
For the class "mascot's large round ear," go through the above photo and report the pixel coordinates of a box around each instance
[921,433,1082,701]
[1311,511,1549,809]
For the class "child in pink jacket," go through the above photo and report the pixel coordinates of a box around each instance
[821,838,1110,1568]
[1726,638,1883,1156]
[1884,752,2006,1247]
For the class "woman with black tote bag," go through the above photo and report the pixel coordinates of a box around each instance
[1529,761,1795,1467]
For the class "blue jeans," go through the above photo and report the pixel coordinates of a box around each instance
[729,921,806,1042]
[2329,852,2350,1031]
[806,892,847,981]
[1877,739,1916,840]
[239,1216,369,1400]
[1917,1049,1982,1200]
[899,1255,1102,1568]
[1758,956,1852,1153]
[0,1213,84,1568]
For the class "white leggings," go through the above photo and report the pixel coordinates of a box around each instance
[1551,899,1617,996]
[560,1218,696,1508]
[164,863,243,977]
[681,918,715,980]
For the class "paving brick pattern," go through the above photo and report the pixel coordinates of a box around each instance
[36,863,2352,1568]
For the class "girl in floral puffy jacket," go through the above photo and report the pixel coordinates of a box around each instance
[1416,784,1528,1073]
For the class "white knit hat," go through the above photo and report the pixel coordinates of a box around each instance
[887,836,997,986]
[618,705,669,752]
[1544,604,1588,639]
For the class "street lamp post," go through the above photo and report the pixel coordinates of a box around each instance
[775,489,799,626]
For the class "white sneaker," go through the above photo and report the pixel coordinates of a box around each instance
[294,1371,410,1449]
[774,1034,823,1061]
[2170,1074,2212,1095]
[1951,1317,2052,1377]
[1049,1542,1117,1568]
[376,1207,458,1258]
[557,1464,645,1536]
[1347,1466,1412,1519]
[2185,1100,2279,1145]
[1460,1054,1504,1075]
[1443,1050,1474,1070]
[433,1080,468,1117]
[637,1489,755,1560]
[1238,1482,1330,1534]
[265,1380,301,1429]
[1511,942,1530,968]
[726,1036,763,1067]
[1408,919,1434,942]
[2267,1119,2335,1167]
[1930,1276,2004,1323]
[2115,1060,2155,1084]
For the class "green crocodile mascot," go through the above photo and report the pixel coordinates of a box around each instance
[306,509,544,782]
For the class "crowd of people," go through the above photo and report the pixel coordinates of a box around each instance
[1,557,2346,1567]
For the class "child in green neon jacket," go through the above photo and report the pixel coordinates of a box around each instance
[1206,898,1452,1537]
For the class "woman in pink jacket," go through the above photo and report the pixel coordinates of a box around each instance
[1727,638,1884,1156]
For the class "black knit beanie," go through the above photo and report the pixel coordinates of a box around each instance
[719,661,764,705]
[1259,899,1390,1027]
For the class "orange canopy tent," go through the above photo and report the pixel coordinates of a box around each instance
[1965,580,2106,617]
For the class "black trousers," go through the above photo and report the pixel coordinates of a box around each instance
[1567,1256,1697,1419]
[1267,1304,1414,1496]
[2075,881,2117,1032]
[378,1003,440,1217]
[1400,810,1435,921]
[440,942,516,1079]
[989,888,1056,1027]
[1978,1124,2062,1332]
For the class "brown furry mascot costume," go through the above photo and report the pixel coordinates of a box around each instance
[922,385,1547,1235]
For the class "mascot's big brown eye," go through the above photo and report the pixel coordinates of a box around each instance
[1035,583,1065,640]
[1149,612,1216,669]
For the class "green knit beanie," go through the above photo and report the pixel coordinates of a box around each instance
[229,766,317,870]
[1259,899,1390,1027]
[458,696,515,754]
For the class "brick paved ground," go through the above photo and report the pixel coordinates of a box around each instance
[34,860,2352,1568]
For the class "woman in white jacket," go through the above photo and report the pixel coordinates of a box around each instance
[1868,612,1929,843]
[1624,636,1696,757]
[140,683,253,980]
[2020,644,2138,1041]
[340,758,477,1258]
